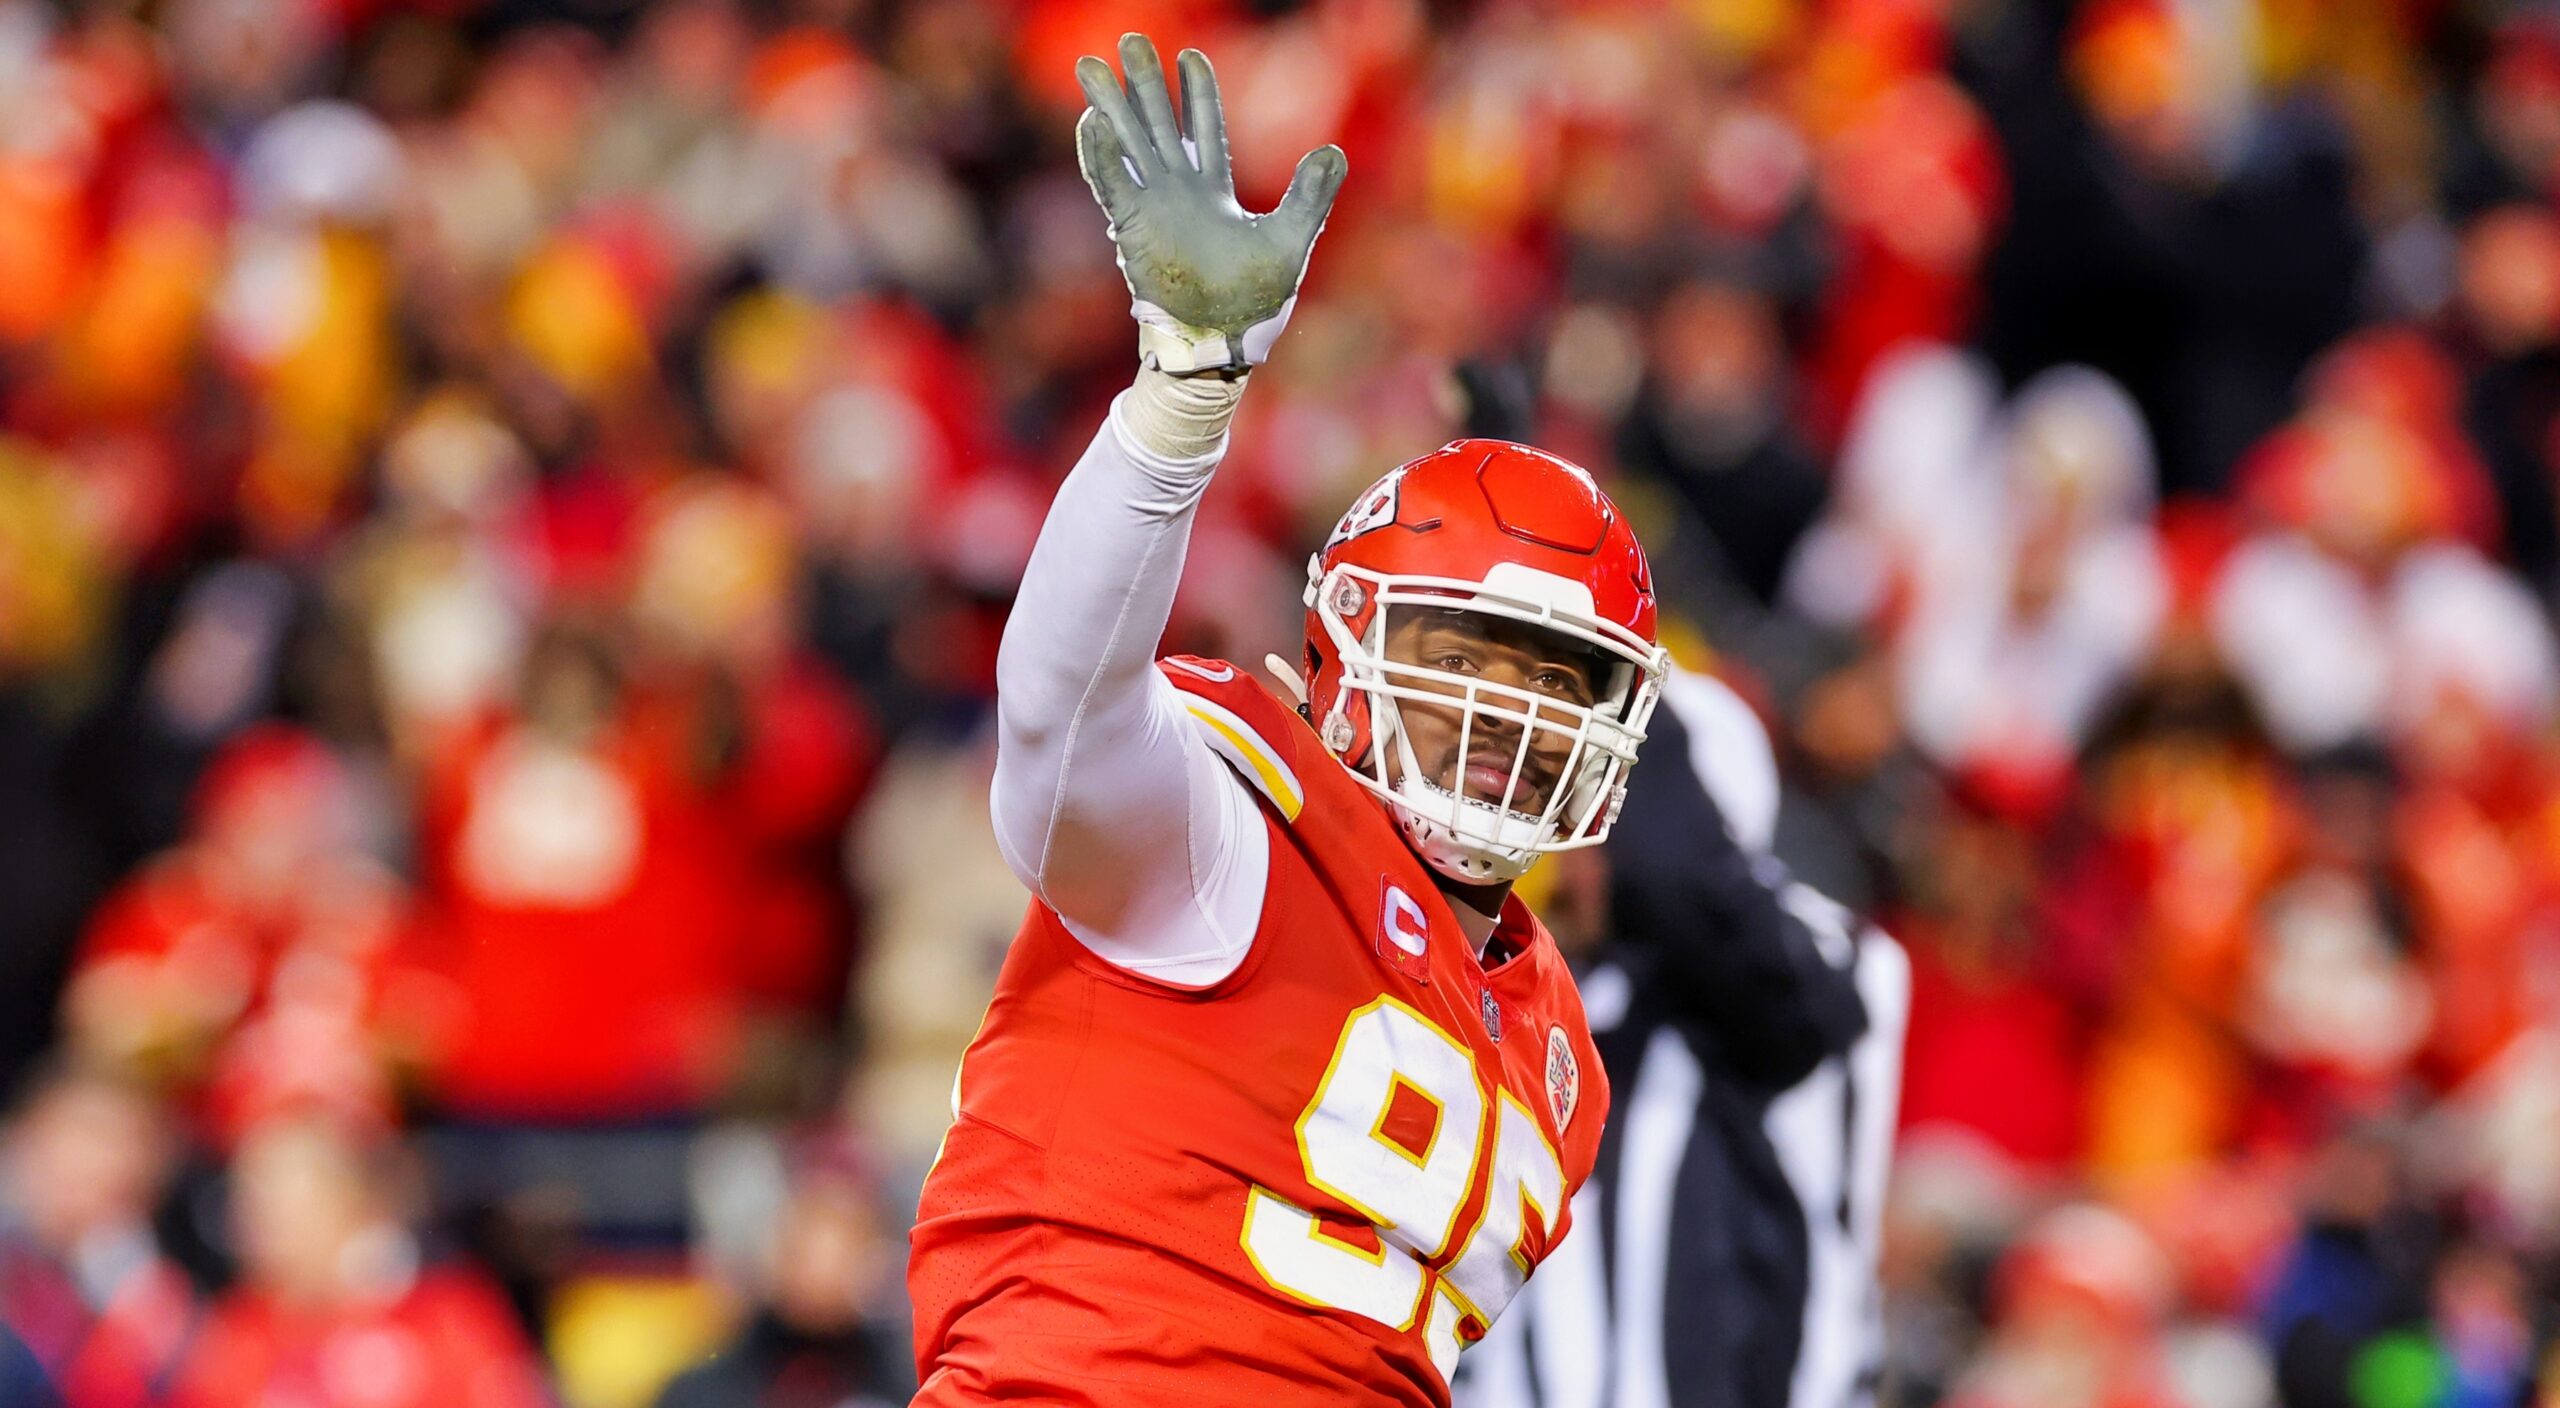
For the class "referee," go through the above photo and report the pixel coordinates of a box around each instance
[1456,668,1910,1408]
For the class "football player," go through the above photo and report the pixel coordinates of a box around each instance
[907,34,1671,1407]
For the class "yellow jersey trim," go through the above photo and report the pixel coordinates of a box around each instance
[1184,699,1305,822]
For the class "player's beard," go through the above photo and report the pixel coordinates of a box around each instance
[1409,712,1568,820]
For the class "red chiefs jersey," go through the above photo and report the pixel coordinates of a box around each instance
[909,658,1609,1407]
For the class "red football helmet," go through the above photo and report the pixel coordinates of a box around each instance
[1301,439,1669,884]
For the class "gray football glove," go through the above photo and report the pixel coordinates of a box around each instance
[1075,34,1348,375]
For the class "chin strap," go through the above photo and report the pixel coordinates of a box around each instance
[1261,653,1309,708]
[1392,786,1535,885]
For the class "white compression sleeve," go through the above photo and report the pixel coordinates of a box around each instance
[987,381,1269,986]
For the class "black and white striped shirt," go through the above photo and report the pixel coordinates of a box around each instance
[1457,671,1908,1408]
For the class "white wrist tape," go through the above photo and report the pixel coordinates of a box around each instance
[1113,364,1250,463]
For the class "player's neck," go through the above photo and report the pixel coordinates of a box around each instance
[1436,877,1509,959]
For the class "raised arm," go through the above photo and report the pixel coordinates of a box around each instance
[989,35,1345,985]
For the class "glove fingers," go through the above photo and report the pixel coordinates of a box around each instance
[1273,144,1349,243]
[1076,54,1158,177]
[1116,33,1186,169]
[1177,48,1231,192]
[1075,107,1143,219]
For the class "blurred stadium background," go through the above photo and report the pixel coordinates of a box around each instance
[3,0,2559,1404]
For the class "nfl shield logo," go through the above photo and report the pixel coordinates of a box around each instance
[1546,1026,1579,1132]
[1479,988,1503,1043]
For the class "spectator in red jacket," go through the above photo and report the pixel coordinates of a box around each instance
[1894,793,2089,1177]
[60,727,416,1150]
[165,1112,547,1408]
[405,620,746,1121]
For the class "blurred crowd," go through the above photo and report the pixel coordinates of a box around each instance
[5,0,2560,1404]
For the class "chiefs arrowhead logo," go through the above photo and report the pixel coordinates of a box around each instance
[1324,468,1404,552]
[1545,1025,1579,1133]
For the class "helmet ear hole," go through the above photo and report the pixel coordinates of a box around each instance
[1335,686,1379,766]
[1321,710,1357,753]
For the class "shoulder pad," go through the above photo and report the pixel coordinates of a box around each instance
[1158,655,1307,822]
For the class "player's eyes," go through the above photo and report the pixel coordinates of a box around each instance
[1533,670,1591,701]
[1437,654,1478,674]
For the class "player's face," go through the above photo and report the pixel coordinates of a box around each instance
[1381,607,1603,819]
